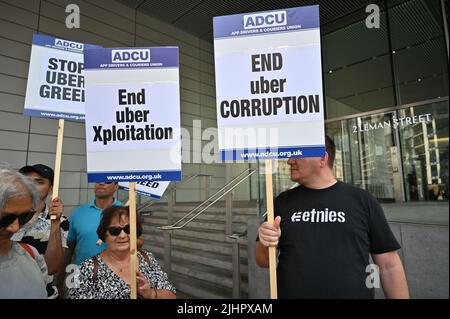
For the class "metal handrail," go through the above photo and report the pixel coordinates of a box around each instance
[159,168,257,230]
[228,229,247,240]
[158,167,254,229]
[137,199,157,213]
[136,174,212,212]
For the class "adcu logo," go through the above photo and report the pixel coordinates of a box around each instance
[55,39,83,51]
[243,11,287,29]
[111,49,151,63]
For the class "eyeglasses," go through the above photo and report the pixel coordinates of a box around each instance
[107,224,141,237]
[107,224,130,236]
[0,210,35,229]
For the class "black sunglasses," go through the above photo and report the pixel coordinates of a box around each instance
[0,210,35,229]
[108,224,130,236]
[107,224,141,237]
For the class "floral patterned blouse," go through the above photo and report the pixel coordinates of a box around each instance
[68,250,175,299]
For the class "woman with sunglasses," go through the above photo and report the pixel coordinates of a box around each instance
[68,205,176,299]
[0,167,52,298]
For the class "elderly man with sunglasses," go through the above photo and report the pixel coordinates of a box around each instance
[0,167,52,298]
[11,164,67,299]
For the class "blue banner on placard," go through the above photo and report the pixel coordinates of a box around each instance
[213,5,320,39]
[32,33,100,53]
[23,108,85,121]
[220,146,325,161]
[84,47,179,69]
[88,170,181,183]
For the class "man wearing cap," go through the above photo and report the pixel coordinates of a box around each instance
[13,164,69,299]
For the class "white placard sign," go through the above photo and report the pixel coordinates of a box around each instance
[84,47,181,182]
[119,181,170,200]
[213,6,326,160]
[24,34,99,120]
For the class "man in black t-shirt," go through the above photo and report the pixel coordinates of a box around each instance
[255,136,409,298]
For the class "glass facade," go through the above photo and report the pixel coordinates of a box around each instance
[325,99,449,202]
[322,0,448,118]
[258,0,449,217]
[398,100,449,201]
[331,111,399,203]
[322,1,396,118]
[323,0,449,205]
[389,0,449,105]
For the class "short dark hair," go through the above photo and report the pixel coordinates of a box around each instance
[19,164,54,186]
[325,135,336,169]
[97,206,142,241]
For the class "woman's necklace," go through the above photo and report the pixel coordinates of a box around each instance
[108,252,127,272]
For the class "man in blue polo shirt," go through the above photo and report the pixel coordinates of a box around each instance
[66,182,123,265]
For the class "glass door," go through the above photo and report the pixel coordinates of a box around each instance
[327,111,402,203]
[398,101,449,201]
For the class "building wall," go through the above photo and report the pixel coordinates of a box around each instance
[0,0,224,215]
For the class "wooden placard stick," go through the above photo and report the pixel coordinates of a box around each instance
[265,159,278,299]
[50,119,64,220]
[129,182,138,299]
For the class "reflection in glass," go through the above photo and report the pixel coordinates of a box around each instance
[327,112,398,202]
[399,101,449,201]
